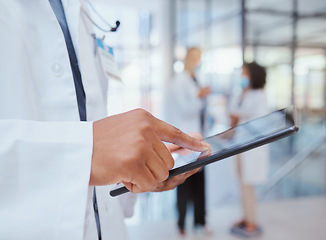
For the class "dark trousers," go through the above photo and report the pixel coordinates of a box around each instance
[177,169,206,230]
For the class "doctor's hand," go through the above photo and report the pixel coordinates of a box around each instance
[153,169,200,192]
[198,87,211,99]
[90,109,210,193]
[153,132,203,192]
[166,132,203,155]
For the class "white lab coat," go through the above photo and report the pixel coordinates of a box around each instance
[163,71,202,133]
[230,89,270,184]
[0,1,131,239]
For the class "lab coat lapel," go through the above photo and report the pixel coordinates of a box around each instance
[62,0,109,121]
[77,3,110,121]
[62,0,81,59]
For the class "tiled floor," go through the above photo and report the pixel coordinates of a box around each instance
[127,196,326,240]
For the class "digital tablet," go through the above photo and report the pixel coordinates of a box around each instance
[110,106,299,197]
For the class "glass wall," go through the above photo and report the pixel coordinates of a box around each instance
[90,0,173,118]
[91,0,326,122]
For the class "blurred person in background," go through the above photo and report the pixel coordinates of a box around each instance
[164,47,212,236]
[229,62,270,238]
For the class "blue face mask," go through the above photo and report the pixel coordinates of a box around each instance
[240,76,250,89]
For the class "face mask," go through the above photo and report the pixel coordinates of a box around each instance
[240,76,250,89]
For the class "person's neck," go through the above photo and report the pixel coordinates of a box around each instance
[242,88,251,95]
[185,68,195,78]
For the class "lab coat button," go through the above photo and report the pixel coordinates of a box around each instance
[51,63,63,76]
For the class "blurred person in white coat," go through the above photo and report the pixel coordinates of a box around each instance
[164,48,212,236]
[229,62,270,238]
[164,48,211,135]
[0,1,210,239]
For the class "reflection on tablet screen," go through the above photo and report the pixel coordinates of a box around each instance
[173,110,290,169]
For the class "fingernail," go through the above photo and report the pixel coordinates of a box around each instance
[201,141,210,149]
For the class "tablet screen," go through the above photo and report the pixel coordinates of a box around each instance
[172,108,295,169]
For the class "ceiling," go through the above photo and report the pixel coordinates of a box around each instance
[174,0,326,49]
[93,0,326,49]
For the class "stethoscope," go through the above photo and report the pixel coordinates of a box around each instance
[81,0,120,33]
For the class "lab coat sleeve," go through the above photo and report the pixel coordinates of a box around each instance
[230,91,267,122]
[118,192,138,218]
[229,102,252,120]
[0,120,93,240]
